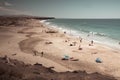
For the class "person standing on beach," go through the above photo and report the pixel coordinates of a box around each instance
[91,40,94,45]
[80,38,82,43]
[78,44,82,50]
[41,51,44,57]
[64,31,66,34]
[79,36,82,43]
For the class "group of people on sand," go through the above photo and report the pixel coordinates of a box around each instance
[78,36,94,49]
[66,35,94,50]
[89,40,94,46]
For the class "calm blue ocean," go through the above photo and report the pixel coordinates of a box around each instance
[42,19,120,49]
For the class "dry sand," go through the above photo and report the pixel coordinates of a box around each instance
[0,18,120,79]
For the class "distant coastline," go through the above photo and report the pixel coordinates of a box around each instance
[0,15,55,20]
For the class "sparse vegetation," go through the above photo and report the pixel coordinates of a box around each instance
[0,57,117,80]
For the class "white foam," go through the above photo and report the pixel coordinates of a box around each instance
[39,20,47,23]
[41,20,120,50]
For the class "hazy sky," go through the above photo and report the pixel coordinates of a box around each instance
[0,0,120,18]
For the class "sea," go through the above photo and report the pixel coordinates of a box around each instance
[40,19,120,50]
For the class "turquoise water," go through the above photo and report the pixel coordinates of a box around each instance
[42,19,120,49]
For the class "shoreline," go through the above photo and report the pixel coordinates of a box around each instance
[0,18,120,79]
[43,20,120,50]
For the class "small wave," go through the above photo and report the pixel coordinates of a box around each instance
[80,29,107,37]
[45,22,51,25]
[39,20,47,23]
[89,31,106,36]
[96,32,106,36]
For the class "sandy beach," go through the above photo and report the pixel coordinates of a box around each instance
[0,17,120,80]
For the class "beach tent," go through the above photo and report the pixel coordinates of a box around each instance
[96,58,102,63]
[64,55,69,60]
[62,55,69,60]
